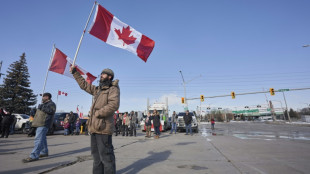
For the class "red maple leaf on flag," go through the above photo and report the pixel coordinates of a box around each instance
[114,26,137,46]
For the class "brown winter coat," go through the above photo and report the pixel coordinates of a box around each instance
[73,71,120,135]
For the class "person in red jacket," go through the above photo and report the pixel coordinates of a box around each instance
[211,118,215,130]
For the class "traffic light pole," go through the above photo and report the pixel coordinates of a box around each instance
[282,91,291,122]
[179,71,188,111]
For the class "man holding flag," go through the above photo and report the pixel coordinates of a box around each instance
[70,66,120,174]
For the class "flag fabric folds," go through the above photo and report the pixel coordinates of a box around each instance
[89,4,155,62]
[49,48,97,84]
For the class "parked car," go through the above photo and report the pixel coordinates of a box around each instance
[48,112,79,135]
[12,113,30,134]
[176,112,199,133]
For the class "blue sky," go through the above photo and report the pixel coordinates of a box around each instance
[1,0,310,114]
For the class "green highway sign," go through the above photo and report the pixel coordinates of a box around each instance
[278,89,290,92]
[232,109,259,114]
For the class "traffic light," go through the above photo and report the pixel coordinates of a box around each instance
[200,95,204,102]
[181,97,185,104]
[231,91,235,99]
[270,88,275,96]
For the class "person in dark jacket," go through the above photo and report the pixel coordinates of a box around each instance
[116,113,122,136]
[153,109,161,139]
[9,114,17,135]
[145,112,152,138]
[129,111,137,137]
[28,107,37,137]
[23,92,56,163]
[1,109,13,138]
[68,111,76,135]
[184,110,192,135]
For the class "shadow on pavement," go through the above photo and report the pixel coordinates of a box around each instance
[117,150,171,174]
[175,142,196,146]
[0,161,71,174]
[43,147,90,160]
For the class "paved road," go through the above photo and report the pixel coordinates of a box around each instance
[0,122,309,174]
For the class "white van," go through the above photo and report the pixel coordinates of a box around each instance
[12,113,30,133]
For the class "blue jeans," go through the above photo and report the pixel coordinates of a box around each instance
[64,129,69,135]
[170,123,177,133]
[30,127,49,159]
[186,124,192,135]
[154,126,160,135]
[76,126,80,134]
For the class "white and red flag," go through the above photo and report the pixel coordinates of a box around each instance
[49,48,97,84]
[58,90,68,96]
[76,106,83,118]
[89,4,155,62]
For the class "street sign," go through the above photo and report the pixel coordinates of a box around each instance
[278,89,290,92]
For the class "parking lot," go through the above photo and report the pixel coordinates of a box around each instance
[0,122,309,174]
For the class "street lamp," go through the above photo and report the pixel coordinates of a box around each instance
[179,71,188,111]
[179,71,201,111]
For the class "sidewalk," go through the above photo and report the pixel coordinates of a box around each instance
[0,131,239,174]
[50,132,239,174]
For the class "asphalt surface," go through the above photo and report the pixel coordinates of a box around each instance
[0,122,309,174]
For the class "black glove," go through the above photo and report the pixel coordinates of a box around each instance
[38,104,43,110]
[71,66,77,74]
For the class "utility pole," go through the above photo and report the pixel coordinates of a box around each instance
[0,61,4,79]
[179,71,201,111]
[179,71,188,111]
[282,91,292,122]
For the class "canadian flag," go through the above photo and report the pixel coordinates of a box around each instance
[58,90,68,96]
[89,4,155,62]
[77,106,83,118]
[49,48,97,84]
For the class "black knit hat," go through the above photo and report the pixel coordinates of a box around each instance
[43,92,52,99]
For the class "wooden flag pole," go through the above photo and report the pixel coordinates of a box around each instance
[72,1,97,67]
[42,44,56,98]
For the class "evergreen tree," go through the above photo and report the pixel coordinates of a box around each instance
[0,53,37,113]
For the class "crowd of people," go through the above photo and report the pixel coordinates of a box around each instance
[114,111,138,137]
[63,111,81,136]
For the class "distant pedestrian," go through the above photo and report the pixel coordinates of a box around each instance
[170,111,178,134]
[113,114,119,136]
[184,110,192,135]
[129,111,137,137]
[75,118,81,135]
[211,118,215,130]
[122,112,130,136]
[9,114,17,135]
[63,116,70,136]
[116,113,122,136]
[28,107,37,137]
[23,92,56,163]
[1,109,13,138]
[145,112,152,138]
[68,111,76,135]
[153,109,161,139]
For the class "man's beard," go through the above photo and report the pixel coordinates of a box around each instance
[99,78,112,87]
